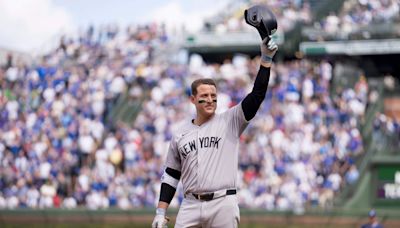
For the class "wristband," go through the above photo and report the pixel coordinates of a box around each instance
[261,54,273,63]
[156,208,166,216]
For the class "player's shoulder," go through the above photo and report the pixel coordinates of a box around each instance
[170,118,195,137]
[218,102,242,117]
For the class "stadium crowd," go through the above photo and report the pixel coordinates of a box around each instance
[1,21,377,211]
[200,0,400,41]
[1,0,399,209]
[372,112,400,153]
[0,24,171,209]
[202,0,312,33]
[312,0,400,40]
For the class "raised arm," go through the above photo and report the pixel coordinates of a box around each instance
[241,37,278,121]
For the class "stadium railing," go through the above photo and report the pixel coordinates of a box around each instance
[106,91,145,127]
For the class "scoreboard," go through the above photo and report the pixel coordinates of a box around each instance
[371,158,400,206]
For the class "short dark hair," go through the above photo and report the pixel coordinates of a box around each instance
[191,78,217,96]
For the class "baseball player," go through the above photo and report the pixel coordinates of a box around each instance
[152,36,278,228]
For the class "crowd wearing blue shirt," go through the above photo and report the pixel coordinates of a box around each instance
[0,14,398,210]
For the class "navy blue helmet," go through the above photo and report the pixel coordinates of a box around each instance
[245,5,278,40]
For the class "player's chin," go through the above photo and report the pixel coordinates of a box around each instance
[203,108,215,115]
[205,106,216,112]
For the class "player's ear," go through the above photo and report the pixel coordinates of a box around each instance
[190,95,196,104]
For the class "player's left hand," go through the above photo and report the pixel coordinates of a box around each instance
[260,36,278,65]
[151,214,170,228]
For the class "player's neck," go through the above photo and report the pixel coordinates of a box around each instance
[193,114,214,126]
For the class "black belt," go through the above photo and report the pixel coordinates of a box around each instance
[191,189,236,201]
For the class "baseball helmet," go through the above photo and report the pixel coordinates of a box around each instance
[244,5,278,40]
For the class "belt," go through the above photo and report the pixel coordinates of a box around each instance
[189,189,236,201]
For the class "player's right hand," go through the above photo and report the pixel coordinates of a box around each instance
[151,214,169,228]
[260,36,278,64]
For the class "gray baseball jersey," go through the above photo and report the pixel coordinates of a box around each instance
[165,103,249,194]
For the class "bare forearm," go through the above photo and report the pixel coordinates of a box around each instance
[157,201,169,209]
[260,61,272,68]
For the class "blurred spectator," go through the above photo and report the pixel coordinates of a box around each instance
[345,165,360,184]
[361,209,384,228]
[383,74,396,91]
[372,113,400,152]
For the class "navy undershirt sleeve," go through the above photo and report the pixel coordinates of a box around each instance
[159,167,181,204]
[166,167,181,179]
[159,183,177,203]
[241,66,271,121]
